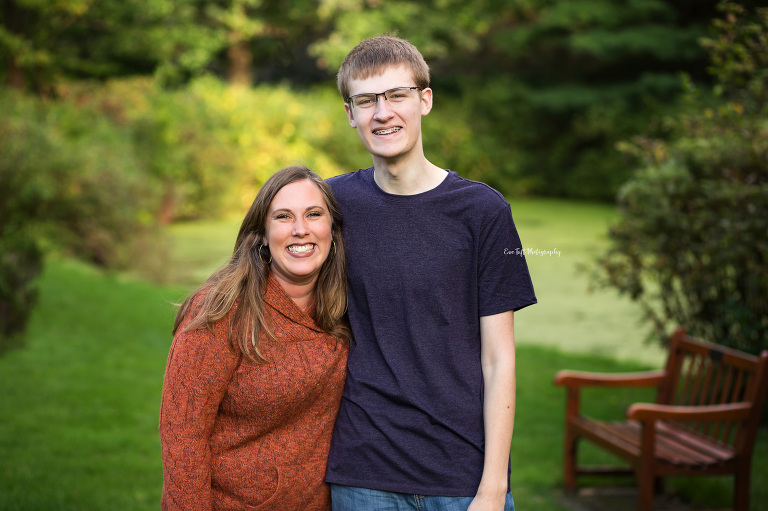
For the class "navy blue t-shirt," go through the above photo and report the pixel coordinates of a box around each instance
[325,168,537,496]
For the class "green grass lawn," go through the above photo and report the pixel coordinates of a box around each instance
[510,197,666,366]
[0,198,764,510]
[0,260,182,510]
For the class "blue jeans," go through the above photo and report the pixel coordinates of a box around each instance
[331,484,515,511]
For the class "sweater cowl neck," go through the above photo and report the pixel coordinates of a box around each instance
[263,273,323,334]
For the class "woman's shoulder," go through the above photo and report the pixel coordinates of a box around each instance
[175,288,240,341]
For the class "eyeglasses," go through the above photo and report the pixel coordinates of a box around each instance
[346,87,422,109]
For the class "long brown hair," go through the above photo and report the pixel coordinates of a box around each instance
[173,165,349,362]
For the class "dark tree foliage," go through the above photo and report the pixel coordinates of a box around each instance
[451,0,729,199]
[595,2,768,355]
[4,0,761,200]
[0,0,334,91]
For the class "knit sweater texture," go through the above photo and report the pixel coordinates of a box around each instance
[159,275,348,510]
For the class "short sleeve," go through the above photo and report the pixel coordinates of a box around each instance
[477,200,537,316]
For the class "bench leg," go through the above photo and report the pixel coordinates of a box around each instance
[563,428,578,491]
[637,467,655,511]
[734,467,750,511]
[637,422,656,511]
[653,476,664,495]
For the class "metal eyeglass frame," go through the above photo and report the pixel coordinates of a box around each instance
[346,87,423,109]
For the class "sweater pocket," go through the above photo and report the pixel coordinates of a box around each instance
[251,458,330,511]
[214,458,330,511]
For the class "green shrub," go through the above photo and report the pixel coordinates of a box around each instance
[0,87,164,345]
[58,77,373,221]
[0,233,43,352]
[0,96,64,348]
[595,2,768,354]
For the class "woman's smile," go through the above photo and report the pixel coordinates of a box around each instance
[287,243,316,255]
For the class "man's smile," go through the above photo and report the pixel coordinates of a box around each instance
[373,127,401,135]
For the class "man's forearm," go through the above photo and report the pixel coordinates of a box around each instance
[471,311,516,510]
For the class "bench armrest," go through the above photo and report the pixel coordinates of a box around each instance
[627,402,752,422]
[554,370,666,389]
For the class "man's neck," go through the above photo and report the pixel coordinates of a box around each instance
[372,155,447,196]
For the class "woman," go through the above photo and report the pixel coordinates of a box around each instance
[159,165,350,511]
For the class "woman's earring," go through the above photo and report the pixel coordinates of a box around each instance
[258,244,272,264]
[332,240,337,257]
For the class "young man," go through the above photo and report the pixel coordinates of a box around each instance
[325,36,537,511]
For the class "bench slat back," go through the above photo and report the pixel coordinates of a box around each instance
[657,329,768,449]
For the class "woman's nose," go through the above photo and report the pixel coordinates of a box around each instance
[292,217,309,236]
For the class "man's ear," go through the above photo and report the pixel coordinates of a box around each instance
[345,103,357,128]
[420,87,433,117]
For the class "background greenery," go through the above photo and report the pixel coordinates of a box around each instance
[1,199,764,511]
[4,0,765,201]
[3,1,766,349]
[1,1,766,506]
[594,3,768,355]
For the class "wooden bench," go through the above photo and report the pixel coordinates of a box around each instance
[554,327,768,511]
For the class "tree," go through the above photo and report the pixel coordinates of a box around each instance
[595,1,768,355]
[204,0,336,87]
[453,0,726,199]
[0,0,339,92]
[0,0,225,91]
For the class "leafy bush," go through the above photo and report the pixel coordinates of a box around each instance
[595,2,768,355]
[58,77,373,221]
[0,89,161,347]
[0,96,65,349]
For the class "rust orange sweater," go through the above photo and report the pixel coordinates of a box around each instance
[159,275,348,511]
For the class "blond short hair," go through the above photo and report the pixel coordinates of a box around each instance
[337,35,430,101]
